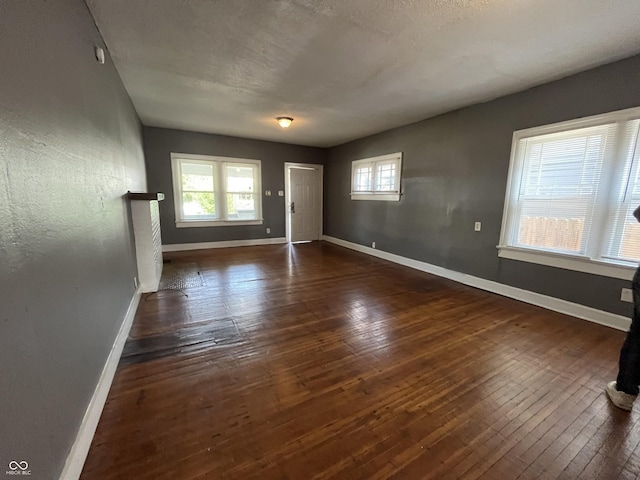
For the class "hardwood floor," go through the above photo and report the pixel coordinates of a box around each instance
[81,241,639,480]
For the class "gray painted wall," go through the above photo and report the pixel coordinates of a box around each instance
[143,127,326,245]
[0,1,146,478]
[325,54,640,317]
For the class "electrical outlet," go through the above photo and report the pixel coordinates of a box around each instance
[372,242,376,249]
[266,227,271,234]
[621,288,633,303]
[474,222,482,232]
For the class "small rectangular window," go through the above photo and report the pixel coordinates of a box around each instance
[171,153,262,228]
[351,152,402,201]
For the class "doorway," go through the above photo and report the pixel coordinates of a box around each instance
[284,163,323,243]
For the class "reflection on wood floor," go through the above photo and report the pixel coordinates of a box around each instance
[81,241,638,480]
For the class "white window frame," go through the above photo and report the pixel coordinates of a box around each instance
[498,106,640,281]
[170,153,263,228]
[350,152,402,201]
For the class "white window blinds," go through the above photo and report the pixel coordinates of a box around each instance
[500,107,640,270]
[602,119,640,262]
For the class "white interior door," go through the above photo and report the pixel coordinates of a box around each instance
[289,167,320,242]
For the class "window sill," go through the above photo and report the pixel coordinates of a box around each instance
[176,219,263,228]
[350,193,400,201]
[497,245,636,281]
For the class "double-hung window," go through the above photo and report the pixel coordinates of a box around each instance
[499,106,640,279]
[171,153,262,227]
[351,152,402,201]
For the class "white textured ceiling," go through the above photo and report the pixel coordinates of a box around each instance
[86,0,640,147]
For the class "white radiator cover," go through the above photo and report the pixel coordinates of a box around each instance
[131,199,163,292]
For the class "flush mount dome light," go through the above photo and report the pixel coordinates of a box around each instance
[276,116,293,128]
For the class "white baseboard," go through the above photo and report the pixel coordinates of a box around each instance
[59,287,142,480]
[162,237,287,252]
[322,235,630,332]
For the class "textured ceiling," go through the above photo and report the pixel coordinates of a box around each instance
[86,0,640,147]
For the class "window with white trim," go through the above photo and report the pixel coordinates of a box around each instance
[351,152,402,201]
[170,153,262,228]
[499,106,640,279]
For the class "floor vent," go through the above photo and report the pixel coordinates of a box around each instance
[158,262,204,290]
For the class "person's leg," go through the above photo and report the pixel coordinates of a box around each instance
[616,267,640,395]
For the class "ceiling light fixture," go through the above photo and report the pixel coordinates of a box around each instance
[276,116,293,128]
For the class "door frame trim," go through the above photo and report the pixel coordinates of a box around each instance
[284,162,324,243]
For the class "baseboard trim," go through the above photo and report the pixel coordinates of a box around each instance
[162,237,287,252]
[322,235,630,332]
[59,287,142,480]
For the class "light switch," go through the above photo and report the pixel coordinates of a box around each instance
[278,190,284,196]
[474,222,482,232]
[265,190,271,196]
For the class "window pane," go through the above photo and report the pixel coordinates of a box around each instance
[354,166,372,191]
[375,162,397,191]
[618,211,640,261]
[606,120,640,261]
[226,164,255,193]
[517,206,586,253]
[182,192,216,218]
[226,193,257,220]
[522,135,602,197]
[513,127,609,254]
[181,162,214,191]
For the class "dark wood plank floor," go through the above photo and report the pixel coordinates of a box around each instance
[81,242,639,480]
